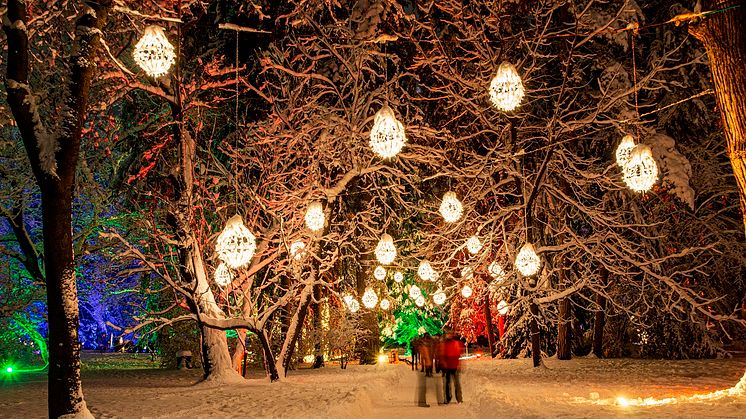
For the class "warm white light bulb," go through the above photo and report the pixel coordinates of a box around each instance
[305,201,325,231]
[380,298,391,310]
[616,134,636,167]
[497,299,510,315]
[393,271,404,283]
[488,261,506,282]
[489,62,525,112]
[374,234,397,265]
[466,236,482,255]
[409,284,422,300]
[623,144,659,193]
[461,285,473,298]
[417,260,437,282]
[415,295,425,307]
[439,191,463,223]
[362,287,378,309]
[369,105,407,159]
[216,215,256,269]
[515,243,541,277]
[374,265,387,280]
[433,290,447,305]
[133,25,176,78]
[214,263,233,287]
[290,240,306,260]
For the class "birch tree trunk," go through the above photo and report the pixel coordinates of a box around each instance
[3,1,111,416]
[689,0,746,232]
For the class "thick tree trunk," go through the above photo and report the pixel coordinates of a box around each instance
[529,302,541,367]
[312,284,325,368]
[258,329,280,382]
[483,295,496,358]
[593,293,607,358]
[355,265,379,364]
[232,329,248,374]
[275,275,315,377]
[557,297,572,360]
[689,1,746,232]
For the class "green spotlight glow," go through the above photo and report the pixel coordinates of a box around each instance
[5,367,12,374]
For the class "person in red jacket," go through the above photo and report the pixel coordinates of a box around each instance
[442,332,464,404]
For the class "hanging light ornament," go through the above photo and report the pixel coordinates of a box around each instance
[348,299,360,313]
[415,295,426,307]
[497,300,510,315]
[466,235,482,255]
[342,294,354,308]
[304,201,325,232]
[488,61,525,112]
[133,25,176,78]
[461,266,474,281]
[393,271,404,283]
[214,263,233,287]
[515,243,541,277]
[362,287,379,309]
[615,134,636,167]
[488,261,506,282]
[461,285,473,298]
[369,105,407,159]
[374,234,397,265]
[623,144,659,193]
[433,289,447,305]
[439,191,463,223]
[290,240,306,260]
[409,284,423,300]
[216,215,256,269]
[417,260,437,282]
[380,298,391,310]
[373,265,387,280]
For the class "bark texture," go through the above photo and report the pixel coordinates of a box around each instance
[689,0,746,232]
[557,297,572,360]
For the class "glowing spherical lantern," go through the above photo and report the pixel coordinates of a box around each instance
[488,62,525,112]
[615,134,636,167]
[461,266,474,281]
[439,191,463,223]
[305,201,325,231]
[290,240,306,260]
[380,298,391,310]
[461,285,473,298]
[348,299,360,313]
[466,235,482,255]
[488,261,506,282]
[374,234,397,265]
[393,271,404,283]
[214,263,233,287]
[409,284,422,300]
[369,105,407,159]
[515,243,541,277]
[362,287,378,309]
[342,294,354,307]
[216,215,256,269]
[417,260,436,281]
[415,295,426,307]
[497,300,510,315]
[373,265,387,280]
[133,25,176,78]
[623,144,659,193]
[433,290,447,305]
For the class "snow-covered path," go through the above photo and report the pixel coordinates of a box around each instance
[3,358,746,418]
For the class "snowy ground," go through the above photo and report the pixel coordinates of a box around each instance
[2,356,746,418]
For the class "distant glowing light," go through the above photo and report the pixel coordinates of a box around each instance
[5,367,12,373]
[439,191,463,223]
[380,298,391,310]
[466,236,482,255]
[488,261,506,282]
[615,134,636,167]
[409,284,423,300]
[393,271,404,283]
[369,105,407,159]
[489,62,525,112]
[216,215,256,270]
[623,144,659,193]
[377,354,389,364]
[213,262,233,287]
[374,265,387,280]
[348,299,360,313]
[433,290,447,305]
[515,243,541,277]
[375,234,397,265]
[305,201,325,231]
[461,285,473,298]
[133,25,175,78]
[415,295,425,307]
[362,287,379,309]
[417,260,437,282]
[290,240,306,260]
[497,300,509,315]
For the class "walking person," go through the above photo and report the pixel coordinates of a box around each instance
[415,334,435,407]
[442,332,464,404]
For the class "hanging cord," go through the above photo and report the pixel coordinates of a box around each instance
[234,30,240,215]
[630,30,641,139]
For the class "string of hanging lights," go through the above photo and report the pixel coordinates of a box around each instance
[439,191,463,223]
[216,215,256,270]
[369,105,407,158]
[623,144,659,193]
[488,62,525,112]
[133,25,176,78]
[374,234,397,265]
[515,243,541,277]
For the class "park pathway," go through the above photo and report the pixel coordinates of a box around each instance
[367,365,475,419]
